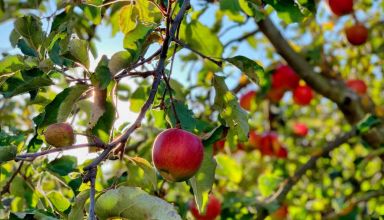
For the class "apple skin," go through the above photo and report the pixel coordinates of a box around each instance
[293,85,314,106]
[152,128,204,182]
[272,65,300,90]
[271,204,288,220]
[260,132,279,157]
[249,131,262,148]
[260,132,288,158]
[44,123,75,147]
[190,194,221,220]
[328,0,353,16]
[345,24,368,46]
[346,79,367,95]
[293,123,309,137]
[267,88,286,103]
[213,140,225,155]
[240,91,257,111]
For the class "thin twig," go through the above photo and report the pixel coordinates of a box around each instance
[15,143,102,161]
[173,38,223,67]
[256,128,358,219]
[0,161,24,195]
[83,1,191,219]
[324,190,384,219]
[223,29,259,48]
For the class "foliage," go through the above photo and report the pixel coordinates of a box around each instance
[0,0,383,219]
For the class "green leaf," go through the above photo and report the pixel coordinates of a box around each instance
[126,156,157,191]
[62,39,90,69]
[0,55,38,80]
[88,81,117,143]
[108,51,134,76]
[119,0,161,34]
[0,69,53,98]
[17,39,38,57]
[356,115,381,134]
[34,84,89,129]
[68,190,90,220]
[213,75,249,142]
[47,191,71,212]
[95,187,181,220]
[180,20,223,58]
[219,0,246,23]
[47,156,77,176]
[215,154,242,183]
[258,173,282,197]
[0,145,17,163]
[14,15,45,53]
[166,100,198,132]
[264,0,306,23]
[10,210,58,220]
[239,0,265,20]
[226,55,264,85]
[123,23,153,59]
[202,125,228,146]
[130,85,150,113]
[81,5,102,25]
[92,55,112,89]
[189,146,217,213]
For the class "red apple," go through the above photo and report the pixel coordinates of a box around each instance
[240,91,257,111]
[345,24,368,46]
[213,140,225,155]
[272,65,300,90]
[249,131,262,148]
[267,88,286,103]
[260,132,280,156]
[328,0,353,16]
[346,79,367,95]
[44,123,75,148]
[152,128,204,182]
[293,85,314,106]
[293,123,309,137]
[276,147,288,159]
[190,194,221,220]
[271,204,288,220]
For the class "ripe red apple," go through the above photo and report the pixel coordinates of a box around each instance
[44,123,75,147]
[267,87,286,103]
[213,140,225,155]
[152,128,204,182]
[328,0,353,16]
[293,85,314,106]
[293,123,309,137]
[276,147,288,159]
[272,65,300,90]
[240,91,257,111]
[190,194,221,220]
[271,204,288,220]
[346,79,367,95]
[345,24,369,46]
[249,131,262,148]
[260,132,279,156]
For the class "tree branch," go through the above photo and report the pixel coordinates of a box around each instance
[82,1,191,219]
[257,128,358,219]
[173,38,223,67]
[15,143,103,161]
[324,190,384,219]
[224,29,259,48]
[256,16,384,148]
[0,161,24,196]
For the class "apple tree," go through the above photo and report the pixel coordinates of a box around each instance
[0,0,383,219]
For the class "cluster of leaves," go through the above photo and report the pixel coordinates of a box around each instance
[0,0,383,219]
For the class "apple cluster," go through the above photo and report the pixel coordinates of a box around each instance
[240,65,315,110]
[328,0,369,46]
